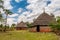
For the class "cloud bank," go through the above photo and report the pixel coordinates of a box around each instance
[18,0,60,23]
[1,0,60,25]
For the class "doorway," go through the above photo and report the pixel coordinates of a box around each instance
[36,25,40,32]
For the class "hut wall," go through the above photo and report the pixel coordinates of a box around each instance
[29,27,37,32]
[16,27,20,30]
[21,27,27,30]
[16,27,27,30]
[40,26,51,32]
[29,26,52,32]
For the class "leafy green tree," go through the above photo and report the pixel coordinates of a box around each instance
[49,20,60,30]
[10,24,16,31]
[4,9,13,32]
[49,16,60,35]
[0,0,13,32]
[56,16,60,30]
[0,13,3,23]
[0,24,3,31]
[56,16,60,23]
[0,0,3,8]
[26,22,32,28]
[11,24,16,27]
[0,12,4,32]
[0,0,3,24]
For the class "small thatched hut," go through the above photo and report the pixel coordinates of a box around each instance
[29,11,56,32]
[16,21,27,30]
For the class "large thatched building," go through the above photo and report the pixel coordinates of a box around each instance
[29,11,56,32]
[16,21,28,30]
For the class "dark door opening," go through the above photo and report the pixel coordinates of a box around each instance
[36,25,40,32]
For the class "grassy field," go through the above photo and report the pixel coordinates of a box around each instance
[0,30,59,40]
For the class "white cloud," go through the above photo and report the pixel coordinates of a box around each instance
[18,14,27,23]
[8,13,18,17]
[18,8,23,13]
[2,0,60,24]
[18,11,31,23]
[7,18,17,26]
[17,0,60,23]
[17,0,46,23]
[27,0,39,3]
[15,0,22,3]
[46,0,60,16]
[54,10,60,17]
[3,0,13,10]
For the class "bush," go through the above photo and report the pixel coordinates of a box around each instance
[49,16,60,35]
[10,26,15,31]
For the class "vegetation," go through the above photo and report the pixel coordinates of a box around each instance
[11,24,16,27]
[4,9,13,32]
[0,0,13,32]
[26,22,32,28]
[0,13,3,24]
[0,30,59,40]
[10,24,16,31]
[49,16,60,35]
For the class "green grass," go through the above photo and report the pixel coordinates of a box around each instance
[0,30,59,40]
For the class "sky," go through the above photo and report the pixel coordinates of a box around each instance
[0,0,60,26]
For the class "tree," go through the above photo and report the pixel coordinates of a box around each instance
[56,16,60,23]
[0,0,4,11]
[0,24,4,32]
[0,0,5,24]
[49,16,60,35]
[10,24,16,31]
[4,9,13,25]
[56,16,60,30]
[0,0,4,32]
[26,22,32,28]
[3,9,13,32]
[0,0,3,8]
[0,13,3,23]
[0,12,4,32]
[0,0,3,22]
[11,24,16,27]
[0,0,13,32]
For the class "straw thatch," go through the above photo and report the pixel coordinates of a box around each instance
[17,21,27,27]
[16,21,27,30]
[33,12,56,26]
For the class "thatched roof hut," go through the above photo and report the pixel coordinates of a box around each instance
[29,11,56,32]
[33,12,56,26]
[16,21,27,30]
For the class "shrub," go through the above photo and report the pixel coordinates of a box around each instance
[49,16,60,35]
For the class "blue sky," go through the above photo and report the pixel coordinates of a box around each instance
[10,0,51,13]
[10,0,51,19]
[10,0,29,13]
[1,0,60,25]
[10,0,29,24]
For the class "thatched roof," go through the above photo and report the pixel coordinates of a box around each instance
[33,12,56,26]
[16,21,27,27]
